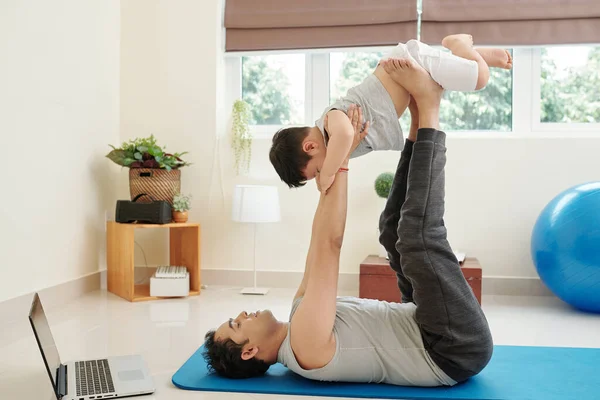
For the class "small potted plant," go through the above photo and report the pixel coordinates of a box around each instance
[375,172,394,199]
[106,135,190,205]
[172,193,191,223]
[375,172,394,258]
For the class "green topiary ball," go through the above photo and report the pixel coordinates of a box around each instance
[375,172,394,198]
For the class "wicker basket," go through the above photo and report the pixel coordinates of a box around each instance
[129,168,181,205]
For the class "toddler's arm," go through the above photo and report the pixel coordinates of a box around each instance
[318,105,368,193]
[318,106,361,192]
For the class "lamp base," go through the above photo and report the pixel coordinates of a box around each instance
[240,287,269,295]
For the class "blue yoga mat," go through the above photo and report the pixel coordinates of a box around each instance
[172,345,600,400]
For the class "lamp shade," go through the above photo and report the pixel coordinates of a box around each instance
[231,185,281,223]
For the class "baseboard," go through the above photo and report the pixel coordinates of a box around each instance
[201,269,360,292]
[482,276,553,296]
[0,269,551,325]
[0,271,102,334]
[200,269,553,297]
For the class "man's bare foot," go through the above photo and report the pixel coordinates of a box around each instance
[475,48,512,69]
[408,95,418,120]
[381,58,443,110]
[407,95,419,141]
[441,34,473,50]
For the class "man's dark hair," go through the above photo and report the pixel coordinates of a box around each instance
[202,330,270,379]
[269,126,312,188]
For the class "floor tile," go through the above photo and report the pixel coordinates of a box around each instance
[2,286,599,399]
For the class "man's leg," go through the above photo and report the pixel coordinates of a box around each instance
[383,58,493,383]
[378,99,418,303]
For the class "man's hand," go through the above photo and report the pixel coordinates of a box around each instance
[317,173,335,194]
[317,105,369,193]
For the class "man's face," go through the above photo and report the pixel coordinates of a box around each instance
[214,309,279,360]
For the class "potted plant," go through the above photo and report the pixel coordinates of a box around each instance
[172,193,191,223]
[231,99,252,175]
[375,172,394,199]
[375,172,394,258]
[106,135,190,205]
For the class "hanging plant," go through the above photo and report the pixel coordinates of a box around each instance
[231,99,252,175]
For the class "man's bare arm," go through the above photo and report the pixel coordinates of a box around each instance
[293,211,319,302]
[291,163,349,365]
[293,107,368,303]
[292,167,348,305]
[289,111,368,370]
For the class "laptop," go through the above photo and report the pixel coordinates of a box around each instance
[28,293,155,400]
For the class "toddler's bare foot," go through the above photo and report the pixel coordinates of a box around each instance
[381,58,443,111]
[476,48,512,69]
[442,34,473,50]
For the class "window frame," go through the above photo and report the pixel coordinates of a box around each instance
[531,47,600,134]
[225,46,600,140]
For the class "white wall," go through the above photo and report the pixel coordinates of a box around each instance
[241,136,600,280]
[436,136,600,277]
[120,0,600,283]
[119,0,225,266]
[0,1,120,302]
[0,1,594,302]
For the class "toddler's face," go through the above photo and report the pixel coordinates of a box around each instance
[302,157,322,181]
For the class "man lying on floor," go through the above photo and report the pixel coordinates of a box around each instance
[202,59,493,386]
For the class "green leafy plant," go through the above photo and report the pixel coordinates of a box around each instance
[173,193,191,212]
[375,172,394,198]
[106,134,189,171]
[231,99,252,175]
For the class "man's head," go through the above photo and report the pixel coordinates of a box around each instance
[269,126,326,188]
[203,309,285,379]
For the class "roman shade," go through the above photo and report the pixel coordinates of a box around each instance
[421,0,600,46]
[224,0,418,52]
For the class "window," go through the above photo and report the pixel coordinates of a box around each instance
[540,46,600,124]
[328,49,513,132]
[329,51,383,104]
[227,45,596,138]
[328,51,415,129]
[241,54,305,125]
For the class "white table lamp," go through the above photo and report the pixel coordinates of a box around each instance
[231,185,281,295]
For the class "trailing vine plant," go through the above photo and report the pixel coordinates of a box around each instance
[231,99,252,175]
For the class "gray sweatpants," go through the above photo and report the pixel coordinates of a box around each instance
[378,128,493,383]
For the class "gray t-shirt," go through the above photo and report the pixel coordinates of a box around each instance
[277,296,456,387]
[315,74,405,158]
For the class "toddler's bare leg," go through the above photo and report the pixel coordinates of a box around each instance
[441,34,489,90]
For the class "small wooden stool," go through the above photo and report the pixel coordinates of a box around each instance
[359,255,482,304]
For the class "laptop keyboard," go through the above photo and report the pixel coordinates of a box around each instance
[76,359,115,396]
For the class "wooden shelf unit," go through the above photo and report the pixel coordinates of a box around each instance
[106,221,201,302]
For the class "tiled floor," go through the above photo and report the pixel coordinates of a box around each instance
[2,286,600,400]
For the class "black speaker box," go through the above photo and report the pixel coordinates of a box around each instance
[115,194,172,224]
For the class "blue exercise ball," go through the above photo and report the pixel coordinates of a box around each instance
[531,182,600,313]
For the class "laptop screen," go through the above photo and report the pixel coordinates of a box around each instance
[28,293,61,397]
